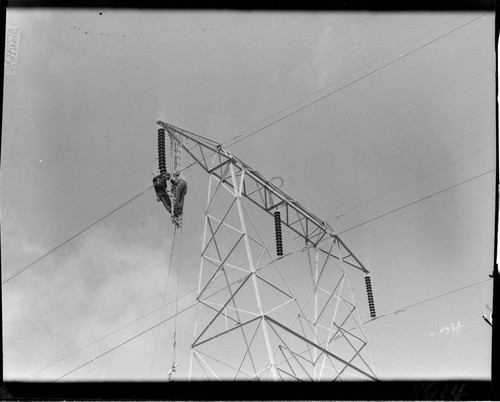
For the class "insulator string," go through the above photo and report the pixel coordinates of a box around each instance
[365,276,376,318]
[274,210,283,257]
[158,128,167,176]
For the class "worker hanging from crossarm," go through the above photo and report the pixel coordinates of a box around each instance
[153,171,173,214]
[170,171,187,222]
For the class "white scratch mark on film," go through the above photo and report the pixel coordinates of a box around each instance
[5,27,21,75]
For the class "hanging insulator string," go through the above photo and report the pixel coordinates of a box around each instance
[274,210,283,257]
[158,128,167,176]
[365,275,376,318]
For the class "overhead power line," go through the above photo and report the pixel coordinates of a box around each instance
[220,14,460,147]
[335,147,488,219]
[223,12,491,148]
[1,186,152,285]
[337,168,495,235]
[22,227,316,380]
[24,286,198,380]
[51,275,492,381]
[29,251,270,381]
[365,278,491,323]
[38,171,495,381]
[41,248,299,381]
[53,302,197,382]
[283,167,495,251]
[3,12,491,287]
[50,262,260,381]
[5,162,493,287]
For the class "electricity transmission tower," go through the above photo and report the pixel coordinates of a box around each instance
[157,120,377,381]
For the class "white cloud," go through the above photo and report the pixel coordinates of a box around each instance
[2,219,184,380]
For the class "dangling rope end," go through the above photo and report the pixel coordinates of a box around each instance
[167,361,179,381]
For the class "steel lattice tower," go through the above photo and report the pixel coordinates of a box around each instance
[157,120,377,381]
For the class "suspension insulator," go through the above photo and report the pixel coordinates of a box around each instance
[365,275,376,318]
[274,210,283,257]
[158,128,167,176]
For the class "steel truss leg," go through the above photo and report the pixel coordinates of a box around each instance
[190,163,375,381]
[228,164,279,380]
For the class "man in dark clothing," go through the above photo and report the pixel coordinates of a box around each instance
[153,172,172,214]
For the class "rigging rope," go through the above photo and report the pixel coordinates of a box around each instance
[169,225,180,380]
[149,225,177,379]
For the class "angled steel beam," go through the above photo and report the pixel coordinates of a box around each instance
[156,120,368,274]
[265,315,378,381]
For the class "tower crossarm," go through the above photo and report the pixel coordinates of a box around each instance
[156,120,369,274]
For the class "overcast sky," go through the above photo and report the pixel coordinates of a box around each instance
[1,9,496,381]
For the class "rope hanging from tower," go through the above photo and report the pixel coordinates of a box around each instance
[151,122,187,380]
[167,225,180,380]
